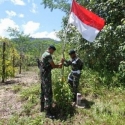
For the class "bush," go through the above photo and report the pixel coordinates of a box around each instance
[118,61,125,84]
[54,81,73,109]
[52,69,74,116]
[53,80,75,119]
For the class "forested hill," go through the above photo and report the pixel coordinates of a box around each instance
[10,37,61,67]
[11,37,60,43]
[30,38,59,42]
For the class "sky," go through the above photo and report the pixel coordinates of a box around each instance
[0,0,65,40]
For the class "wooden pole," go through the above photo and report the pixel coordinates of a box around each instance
[2,42,6,83]
[12,49,15,76]
[19,53,22,74]
[61,0,73,81]
[61,26,68,80]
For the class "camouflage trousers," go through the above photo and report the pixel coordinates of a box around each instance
[41,70,53,109]
[68,72,81,101]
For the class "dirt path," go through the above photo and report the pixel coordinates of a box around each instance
[0,69,39,118]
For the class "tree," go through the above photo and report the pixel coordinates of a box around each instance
[7,28,30,74]
[42,0,125,72]
[0,37,19,82]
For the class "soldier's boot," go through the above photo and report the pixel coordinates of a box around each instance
[40,101,44,112]
[45,108,55,119]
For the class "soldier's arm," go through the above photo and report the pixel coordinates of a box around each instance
[64,60,72,67]
[49,61,63,68]
[78,59,83,70]
[50,61,62,68]
[48,55,63,68]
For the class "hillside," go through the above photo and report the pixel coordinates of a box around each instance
[11,37,60,43]
[29,38,60,43]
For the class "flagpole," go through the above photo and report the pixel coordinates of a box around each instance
[61,20,69,82]
[61,0,74,81]
[62,23,69,59]
[62,0,74,57]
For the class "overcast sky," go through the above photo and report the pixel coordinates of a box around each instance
[0,0,65,40]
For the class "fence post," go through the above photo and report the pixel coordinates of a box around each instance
[2,42,6,83]
[19,53,22,74]
[12,49,15,76]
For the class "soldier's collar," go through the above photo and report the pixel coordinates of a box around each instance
[46,50,50,53]
[72,57,77,60]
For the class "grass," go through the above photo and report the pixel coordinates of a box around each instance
[20,84,40,101]
[0,67,125,125]
[11,85,22,93]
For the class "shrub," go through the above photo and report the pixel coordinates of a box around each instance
[118,61,125,84]
[54,81,73,109]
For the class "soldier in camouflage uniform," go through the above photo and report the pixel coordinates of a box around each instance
[64,50,83,102]
[40,45,63,119]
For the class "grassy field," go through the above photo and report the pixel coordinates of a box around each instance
[0,67,125,125]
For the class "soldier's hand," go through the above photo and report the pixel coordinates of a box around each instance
[61,58,65,64]
[58,63,63,68]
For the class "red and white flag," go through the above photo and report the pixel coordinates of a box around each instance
[68,0,105,42]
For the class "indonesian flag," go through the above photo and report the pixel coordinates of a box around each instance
[68,0,105,42]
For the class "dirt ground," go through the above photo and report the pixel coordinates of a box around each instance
[0,70,39,118]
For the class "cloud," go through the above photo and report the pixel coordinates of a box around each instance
[6,10,17,18]
[0,0,7,4]
[11,0,25,5]
[30,3,38,13]
[19,14,24,18]
[5,10,24,18]
[0,18,19,37]
[22,21,59,40]
[32,31,60,41]
[0,19,60,41]
[22,21,40,34]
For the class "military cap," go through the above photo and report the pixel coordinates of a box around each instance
[69,50,76,55]
[49,45,56,51]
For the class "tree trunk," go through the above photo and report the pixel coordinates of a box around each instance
[2,42,6,83]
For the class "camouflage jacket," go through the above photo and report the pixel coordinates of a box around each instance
[41,51,53,72]
[64,57,83,71]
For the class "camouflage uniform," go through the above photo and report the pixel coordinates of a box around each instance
[40,51,53,109]
[64,57,83,101]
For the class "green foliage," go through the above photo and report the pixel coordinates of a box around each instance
[0,37,19,82]
[69,0,125,72]
[0,27,61,82]
[12,84,22,93]
[22,102,35,116]
[0,67,125,124]
[6,114,44,125]
[118,61,125,84]
[52,69,73,114]
[8,28,60,67]
[54,81,73,108]
[42,0,125,86]
[19,84,40,116]
[42,0,70,13]
[80,67,123,90]
[20,84,40,103]
[0,0,125,123]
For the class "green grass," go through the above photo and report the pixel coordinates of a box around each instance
[20,84,40,101]
[0,67,125,125]
[12,84,22,93]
